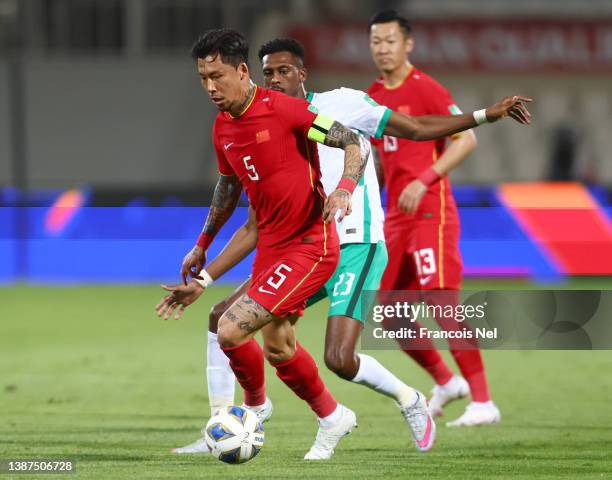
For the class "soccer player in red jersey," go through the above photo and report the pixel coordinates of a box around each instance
[161,29,372,460]
[158,34,531,452]
[367,10,528,426]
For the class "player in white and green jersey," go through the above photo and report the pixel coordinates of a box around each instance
[304,87,388,324]
[163,37,529,454]
[255,45,429,447]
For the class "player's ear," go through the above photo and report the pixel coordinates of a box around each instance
[299,67,308,83]
[404,36,415,55]
[238,62,249,80]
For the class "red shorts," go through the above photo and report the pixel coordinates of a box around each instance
[380,221,462,291]
[248,230,340,318]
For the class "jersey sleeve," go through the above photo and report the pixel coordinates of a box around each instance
[425,81,465,139]
[212,121,235,176]
[337,88,392,139]
[427,82,463,117]
[273,93,342,145]
[272,94,319,137]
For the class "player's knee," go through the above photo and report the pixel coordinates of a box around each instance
[263,343,295,365]
[216,316,242,348]
[324,347,358,380]
[209,301,229,333]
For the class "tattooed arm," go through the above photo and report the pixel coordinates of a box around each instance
[156,205,255,322]
[308,116,370,223]
[322,121,368,183]
[322,121,370,223]
[200,174,243,239]
[180,174,243,284]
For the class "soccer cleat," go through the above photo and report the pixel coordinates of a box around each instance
[398,390,436,452]
[428,375,470,417]
[171,434,211,454]
[446,401,501,427]
[304,405,357,460]
[242,397,274,424]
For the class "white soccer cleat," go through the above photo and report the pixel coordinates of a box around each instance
[446,401,501,427]
[171,435,211,454]
[428,375,470,417]
[242,397,274,424]
[304,405,357,460]
[398,391,436,452]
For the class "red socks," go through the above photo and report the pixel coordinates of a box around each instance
[221,339,266,407]
[450,351,490,402]
[404,346,454,385]
[383,289,491,402]
[222,340,338,417]
[273,342,338,418]
[427,291,491,402]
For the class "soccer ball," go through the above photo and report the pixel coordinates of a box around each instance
[204,406,264,464]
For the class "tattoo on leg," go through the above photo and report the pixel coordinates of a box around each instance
[226,295,273,333]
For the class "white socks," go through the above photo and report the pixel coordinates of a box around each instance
[352,353,417,406]
[206,331,235,416]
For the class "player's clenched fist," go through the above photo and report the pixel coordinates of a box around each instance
[180,245,206,285]
[486,95,533,124]
[323,189,352,223]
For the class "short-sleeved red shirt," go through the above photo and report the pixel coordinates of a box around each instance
[368,68,460,228]
[213,86,335,252]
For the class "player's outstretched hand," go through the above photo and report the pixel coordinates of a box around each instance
[155,281,205,320]
[323,188,352,223]
[180,246,206,285]
[398,179,427,215]
[486,95,533,124]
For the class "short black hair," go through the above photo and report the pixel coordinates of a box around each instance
[258,38,305,64]
[191,28,249,67]
[368,10,412,36]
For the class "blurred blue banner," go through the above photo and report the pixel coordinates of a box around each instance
[0,205,563,284]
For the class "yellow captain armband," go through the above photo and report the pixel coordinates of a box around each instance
[307,114,335,144]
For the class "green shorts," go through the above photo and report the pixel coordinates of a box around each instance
[307,241,388,323]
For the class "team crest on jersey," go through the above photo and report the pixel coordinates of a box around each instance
[307,104,319,114]
[448,104,463,115]
[256,129,271,143]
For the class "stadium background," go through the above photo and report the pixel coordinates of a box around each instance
[1,1,612,478]
[2,0,612,283]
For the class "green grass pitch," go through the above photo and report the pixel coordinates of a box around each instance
[1,284,612,479]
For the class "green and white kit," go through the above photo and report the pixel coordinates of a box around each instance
[306,88,390,322]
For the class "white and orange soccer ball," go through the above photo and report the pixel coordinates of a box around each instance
[204,406,265,464]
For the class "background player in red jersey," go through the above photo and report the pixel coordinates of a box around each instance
[160,28,373,460]
[367,10,526,426]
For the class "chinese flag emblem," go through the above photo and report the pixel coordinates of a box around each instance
[256,129,271,143]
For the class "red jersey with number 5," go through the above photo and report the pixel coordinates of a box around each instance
[367,68,461,229]
[213,86,337,252]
